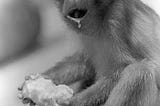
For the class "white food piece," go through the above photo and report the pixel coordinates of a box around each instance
[18,74,73,106]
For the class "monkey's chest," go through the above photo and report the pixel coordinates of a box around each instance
[92,52,113,79]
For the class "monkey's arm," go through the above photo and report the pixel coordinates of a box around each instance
[105,60,160,106]
[67,61,160,106]
[68,75,119,106]
[42,52,95,85]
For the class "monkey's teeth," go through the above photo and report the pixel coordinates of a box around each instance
[66,16,81,28]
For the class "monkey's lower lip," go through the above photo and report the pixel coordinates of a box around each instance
[66,16,81,23]
[66,16,82,28]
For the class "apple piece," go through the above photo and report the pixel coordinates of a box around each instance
[18,74,73,106]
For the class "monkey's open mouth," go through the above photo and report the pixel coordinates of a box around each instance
[66,8,88,28]
[67,8,88,19]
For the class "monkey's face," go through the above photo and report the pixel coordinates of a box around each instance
[55,0,112,36]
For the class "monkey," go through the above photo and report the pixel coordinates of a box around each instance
[19,0,160,106]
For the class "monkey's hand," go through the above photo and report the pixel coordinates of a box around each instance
[18,73,74,106]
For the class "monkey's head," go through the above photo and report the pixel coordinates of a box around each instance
[55,0,113,36]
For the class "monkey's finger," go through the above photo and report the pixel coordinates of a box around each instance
[18,86,23,91]
[41,74,51,79]
[25,73,40,81]
[29,101,36,106]
[22,98,31,104]
[18,82,25,91]
[25,75,32,81]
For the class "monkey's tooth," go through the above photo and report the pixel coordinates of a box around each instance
[78,21,81,28]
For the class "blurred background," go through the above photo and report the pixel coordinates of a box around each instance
[0,0,159,106]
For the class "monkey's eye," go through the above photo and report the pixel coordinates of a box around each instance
[68,9,87,19]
